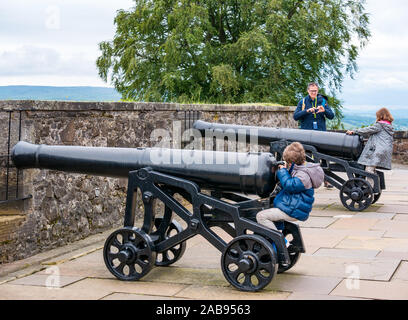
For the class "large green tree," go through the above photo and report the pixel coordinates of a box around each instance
[97,0,370,124]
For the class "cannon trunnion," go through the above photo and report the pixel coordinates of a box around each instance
[12,141,305,292]
[193,120,386,212]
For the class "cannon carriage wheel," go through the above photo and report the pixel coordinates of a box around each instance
[221,234,277,292]
[103,227,156,281]
[372,192,381,204]
[277,227,302,274]
[352,172,381,205]
[340,178,373,211]
[152,217,187,266]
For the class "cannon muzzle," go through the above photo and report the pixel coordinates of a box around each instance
[193,120,363,160]
[12,141,279,197]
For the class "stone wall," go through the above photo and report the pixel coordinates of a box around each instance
[0,100,296,263]
[393,131,408,165]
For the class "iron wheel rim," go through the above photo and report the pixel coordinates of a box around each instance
[221,235,277,292]
[153,218,187,266]
[103,227,155,281]
[372,192,381,204]
[278,245,300,274]
[340,178,373,211]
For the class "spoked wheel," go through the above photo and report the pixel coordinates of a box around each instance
[372,192,381,204]
[277,245,300,274]
[153,218,187,266]
[277,230,300,274]
[340,178,373,211]
[103,227,156,281]
[221,235,277,292]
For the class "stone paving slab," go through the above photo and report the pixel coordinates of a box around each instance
[309,210,342,217]
[391,261,408,281]
[371,220,408,232]
[298,217,338,228]
[376,205,408,214]
[313,248,380,259]
[0,283,108,300]
[330,279,408,300]
[287,255,401,281]
[174,285,290,300]
[328,218,379,231]
[376,251,408,261]
[325,204,380,213]
[41,245,104,266]
[383,231,408,239]
[143,267,227,287]
[300,228,347,249]
[174,240,221,270]
[267,274,342,295]
[303,246,320,255]
[300,228,385,250]
[336,236,408,252]
[7,273,84,288]
[0,264,47,286]
[37,250,112,279]
[287,292,368,300]
[370,219,408,239]
[102,293,189,300]
[393,214,408,221]
[311,203,334,210]
[66,278,189,298]
[376,198,408,205]
[354,212,396,220]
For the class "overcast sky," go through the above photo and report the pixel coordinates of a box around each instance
[0,0,407,109]
[0,0,134,87]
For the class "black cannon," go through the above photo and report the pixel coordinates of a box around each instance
[193,120,386,212]
[12,141,305,291]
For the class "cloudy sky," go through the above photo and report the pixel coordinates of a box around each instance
[0,0,134,87]
[0,0,407,109]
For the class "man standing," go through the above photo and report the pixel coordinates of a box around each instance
[293,82,334,131]
[293,82,335,188]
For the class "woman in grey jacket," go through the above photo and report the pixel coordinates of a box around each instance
[346,108,394,185]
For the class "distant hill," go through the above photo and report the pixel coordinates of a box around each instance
[0,85,122,102]
[342,107,408,131]
[1,85,407,130]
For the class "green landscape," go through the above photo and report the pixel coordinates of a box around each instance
[1,85,407,130]
[342,109,408,130]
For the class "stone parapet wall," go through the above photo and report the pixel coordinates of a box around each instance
[0,100,296,263]
[393,131,408,165]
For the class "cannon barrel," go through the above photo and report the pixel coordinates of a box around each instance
[193,120,363,160]
[12,141,279,197]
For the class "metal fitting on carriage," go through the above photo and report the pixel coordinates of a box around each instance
[189,219,199,230]
[142,191,153,204]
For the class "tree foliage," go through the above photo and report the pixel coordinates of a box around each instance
[97,0,370,125]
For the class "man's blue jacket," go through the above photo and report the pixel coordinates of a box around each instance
[293,94,335,131]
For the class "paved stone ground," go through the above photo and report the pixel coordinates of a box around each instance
[1,166,407,300]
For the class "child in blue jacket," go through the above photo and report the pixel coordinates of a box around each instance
[257,142,324,230]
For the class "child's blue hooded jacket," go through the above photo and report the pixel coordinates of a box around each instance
[273,163,324,221]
